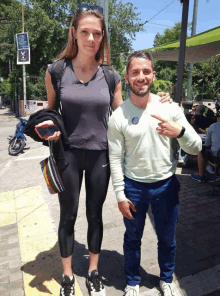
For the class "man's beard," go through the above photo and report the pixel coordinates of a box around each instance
[127,81,152,97]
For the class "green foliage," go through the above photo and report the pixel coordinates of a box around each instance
[0,79,11,97]
[152,22,191,95]
[0,0,144,102]
[153,23,182,47]
[27,71,47,101]
[152,23,182,86]
[193,55,220,99]
[151,79,172,94]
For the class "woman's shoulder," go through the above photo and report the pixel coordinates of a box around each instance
[100,64,121,85]
[47,58,70,76]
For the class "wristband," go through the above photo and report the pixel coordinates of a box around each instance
[176,126,185,138]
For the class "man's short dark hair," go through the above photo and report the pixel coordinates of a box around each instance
[126,50,154,73]
[196,105,205,115]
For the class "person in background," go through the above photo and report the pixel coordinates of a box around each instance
[107,50,202,296]
[191,112,220,183]
[34,6,171,296]
[195,105,209,131]
[190,115,207,134]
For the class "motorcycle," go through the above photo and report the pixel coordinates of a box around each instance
[8,117,27,156]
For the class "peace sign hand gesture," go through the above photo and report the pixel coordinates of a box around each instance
[151,114,182,138]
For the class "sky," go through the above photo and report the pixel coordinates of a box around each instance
[120,0,220,51]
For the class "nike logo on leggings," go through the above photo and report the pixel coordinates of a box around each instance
[102,163,109,167]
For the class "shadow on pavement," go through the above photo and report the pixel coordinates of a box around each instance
[21,240,158,294]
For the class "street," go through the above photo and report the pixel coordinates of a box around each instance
[1,108,220,296]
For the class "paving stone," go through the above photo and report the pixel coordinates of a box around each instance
[0,250,8,258]
[0,280,23,293]
[0,242,19,253]
[10,272,23,283]
[10,289,24,296]
[8,235,19,245]
[0,263,8,271]
[1,292,10,296]
[9,259,21,269]
[0,224,17,235]
[0,255,21,266]
[8,247,20,256]
[0,276,10,284]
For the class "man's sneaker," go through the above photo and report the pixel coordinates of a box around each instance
[86,270,106,296]
[60,275,75,296]
[160,280,176,296]
[123,285,139,296]
[208,175,220,183]
[191,172,203,182]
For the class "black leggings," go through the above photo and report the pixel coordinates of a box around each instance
[58,148,110,258]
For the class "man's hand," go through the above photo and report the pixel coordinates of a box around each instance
[118,199,136,220]
[151,114,182,138]
[157,92,173,104]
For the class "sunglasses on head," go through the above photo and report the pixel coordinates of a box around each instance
[77,4,103,14]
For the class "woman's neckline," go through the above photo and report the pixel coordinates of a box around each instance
[70,59,100,84]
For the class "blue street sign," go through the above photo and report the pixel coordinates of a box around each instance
[16,33,30,64]
[16,33,29,50]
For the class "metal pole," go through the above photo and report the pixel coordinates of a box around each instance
[21,0,27,116]
[96,0,110,47]
[175,0,190,105]
[186,0,199,100]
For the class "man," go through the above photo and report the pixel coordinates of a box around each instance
[194,105,209,131]
[107,50,202,296]
[191,112,220,182]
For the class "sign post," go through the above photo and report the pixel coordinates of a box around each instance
[96,0,110,64]
[16,33,30,64]
[16,32,30,116]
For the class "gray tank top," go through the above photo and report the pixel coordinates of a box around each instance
[48,59,120,150]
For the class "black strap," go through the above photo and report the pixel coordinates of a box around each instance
[100,64,116,108]
[50,59,66,112]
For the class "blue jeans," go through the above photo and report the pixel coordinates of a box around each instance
[123,175,180,286]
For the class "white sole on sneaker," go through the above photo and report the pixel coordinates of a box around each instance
[90,290,106,296]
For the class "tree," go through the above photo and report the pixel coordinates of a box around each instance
[153,22,182,47]
[1,0,144,101]
[151,22,189,97]
[193,55,220,100]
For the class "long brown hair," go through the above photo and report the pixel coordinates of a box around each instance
[57,9,110,65]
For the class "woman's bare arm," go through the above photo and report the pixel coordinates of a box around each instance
[111,80,123,111]
[45,70,57,109]
[35,71,61,141]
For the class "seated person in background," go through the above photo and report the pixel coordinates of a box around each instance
[206,108,217,127]
[195,105,209,131]
[191,112,220,182]
[190,115,207,134]
[178,114,205,166]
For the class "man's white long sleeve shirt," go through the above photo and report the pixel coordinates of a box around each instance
[107,97,202,202]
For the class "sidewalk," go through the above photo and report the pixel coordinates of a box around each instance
[0,111,220,296]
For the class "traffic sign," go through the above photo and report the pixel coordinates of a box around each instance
[16,33,30,65]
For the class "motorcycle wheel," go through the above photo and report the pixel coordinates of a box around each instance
[8,138,26,156]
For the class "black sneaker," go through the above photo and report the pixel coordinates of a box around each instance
[60,275,75,296]
[86,270,106,296]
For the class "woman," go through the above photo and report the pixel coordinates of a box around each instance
[190,115,207,134]
[36,5,170,296]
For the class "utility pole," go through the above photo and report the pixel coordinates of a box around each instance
[21,0,27,115]
[175,0,190,105]
[96,0,110,47]
[186,0,198,100]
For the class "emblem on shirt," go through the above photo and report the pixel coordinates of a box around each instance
[132,117,139,125]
